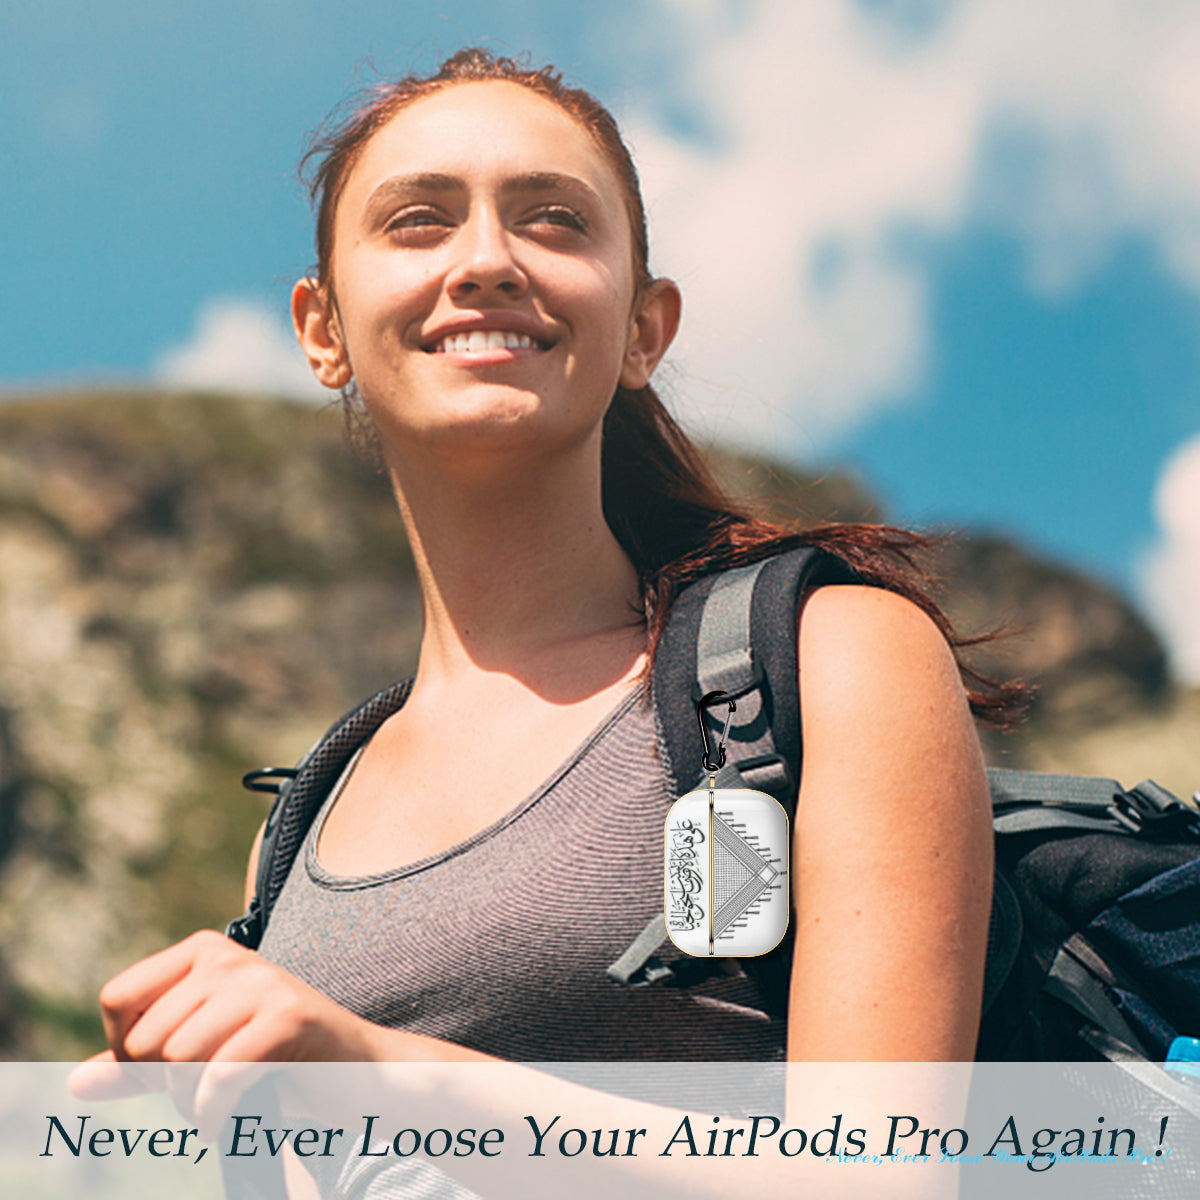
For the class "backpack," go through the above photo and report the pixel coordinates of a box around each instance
[227,547,1200,1062]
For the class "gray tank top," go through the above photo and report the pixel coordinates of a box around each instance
[259,685,786,1061]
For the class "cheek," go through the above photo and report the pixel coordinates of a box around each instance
[571,267,635,355]
[333,260,433,362]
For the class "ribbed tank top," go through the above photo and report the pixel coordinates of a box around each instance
[258,685,786,1061]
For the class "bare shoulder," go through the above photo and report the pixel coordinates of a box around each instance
[799,584,960,701]
[797,583,981,792]
[800,580,945,637]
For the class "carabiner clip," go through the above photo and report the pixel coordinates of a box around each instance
[697,690,736,773]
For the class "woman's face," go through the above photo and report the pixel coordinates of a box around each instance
[296,81,676,470]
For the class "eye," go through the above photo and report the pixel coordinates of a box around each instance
[525,204,589,234]
[383,206,453,243]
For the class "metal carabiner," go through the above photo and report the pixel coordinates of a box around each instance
[696,690,736,773]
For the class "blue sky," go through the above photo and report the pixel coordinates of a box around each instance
[4,1,1199,679]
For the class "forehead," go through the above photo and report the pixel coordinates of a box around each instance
[340,81,625,211]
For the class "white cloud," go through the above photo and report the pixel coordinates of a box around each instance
[1144,433,1200,685]
[623,0,1200,450]
[153,298,329,402]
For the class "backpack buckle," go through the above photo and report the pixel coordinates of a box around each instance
[1110,780,1200,837]
[225,904,263,949]
[730,752,795,798]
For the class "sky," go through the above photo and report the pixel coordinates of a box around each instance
[3,0,1199,681]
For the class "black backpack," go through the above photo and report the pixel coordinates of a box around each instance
[228,547,1200,1062]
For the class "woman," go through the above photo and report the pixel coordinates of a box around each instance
[87,49,998,1075]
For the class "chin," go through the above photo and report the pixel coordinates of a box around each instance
[365,381,608,467]
[382,408,570,462]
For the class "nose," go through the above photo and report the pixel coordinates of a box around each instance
[446,209,528,300]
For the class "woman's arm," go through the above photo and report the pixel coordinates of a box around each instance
[787,585,994,1061]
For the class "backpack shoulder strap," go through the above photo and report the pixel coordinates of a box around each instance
[609,547,860,1008]
[652,546,861,806]
[988,767,1200,839]
[226,677,413,949]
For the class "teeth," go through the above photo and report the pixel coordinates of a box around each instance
[435,331,538,354]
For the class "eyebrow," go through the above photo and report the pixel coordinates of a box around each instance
[363,171,604,221]
[503,172,603,207]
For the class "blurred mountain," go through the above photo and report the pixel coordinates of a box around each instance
[0,390,1191,1057]
[707,447,1172,726]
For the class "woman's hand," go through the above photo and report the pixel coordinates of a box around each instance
[68,930,501,1149]
[69,931,403,1136]
[90,929,378,1066]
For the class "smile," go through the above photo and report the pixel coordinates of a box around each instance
[426,330,551,354]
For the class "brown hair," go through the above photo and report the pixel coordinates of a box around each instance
[301,48,1025,724]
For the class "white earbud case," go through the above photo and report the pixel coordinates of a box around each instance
[664,785,790,958]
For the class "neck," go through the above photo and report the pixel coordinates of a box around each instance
[384,433,645,690]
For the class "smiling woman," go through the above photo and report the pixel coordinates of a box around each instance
[292,78,670,480]
[79,44,1013,1175]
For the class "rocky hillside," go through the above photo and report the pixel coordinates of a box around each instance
[0,391,420,1057]
[0,390,1190,1058]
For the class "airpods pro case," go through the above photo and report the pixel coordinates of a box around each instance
[664,784,789,958]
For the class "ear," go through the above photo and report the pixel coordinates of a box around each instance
[619,279,681,390]
[292,277,353,389]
